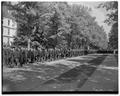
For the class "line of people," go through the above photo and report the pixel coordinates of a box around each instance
[3,47,89,68]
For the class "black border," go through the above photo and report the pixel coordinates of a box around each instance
[1,1,4,94]
[2,91,119,94]
[1,1,119,94]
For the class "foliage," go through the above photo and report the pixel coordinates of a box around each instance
[108,22,118,49]
[98,1,118,25]
[98,1,118,49]
[4,2,108,50]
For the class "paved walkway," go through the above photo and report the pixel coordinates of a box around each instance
[3,54,118,92]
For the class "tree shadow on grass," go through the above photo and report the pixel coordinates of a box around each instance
[75,55,107,91]
[114,55,118,63]
[3,55,108,91]
[3,63,71,91]
[42,55,107,91]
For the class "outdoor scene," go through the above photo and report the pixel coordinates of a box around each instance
[2,1,118,93]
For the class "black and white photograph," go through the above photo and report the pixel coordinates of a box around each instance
[1,0,118,94]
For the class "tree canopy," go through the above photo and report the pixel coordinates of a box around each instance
[98,1,118,50]
[4,2,108,50]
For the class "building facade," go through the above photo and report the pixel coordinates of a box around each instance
[2,5,17,46]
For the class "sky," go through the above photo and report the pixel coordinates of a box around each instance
[69,2,112,38]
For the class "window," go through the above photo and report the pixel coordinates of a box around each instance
[8,29,10,35]
[9,38,14,45]
[3,28,9,35]
[12,21,15,27]
[3,18,8,26]
[8,19,10,26]
[9,29,16,37]
[3,37,9,44]
[12,20,17,28]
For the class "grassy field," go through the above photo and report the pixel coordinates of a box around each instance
[2,54,118,92]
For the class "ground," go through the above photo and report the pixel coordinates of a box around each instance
[2,54,118,92]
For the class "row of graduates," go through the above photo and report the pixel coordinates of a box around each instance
[3,47,87,68]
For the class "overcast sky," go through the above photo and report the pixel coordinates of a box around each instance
[69,2,111,38]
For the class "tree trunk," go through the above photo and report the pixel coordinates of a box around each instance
[28,38,30,50]
[88,45,90,50]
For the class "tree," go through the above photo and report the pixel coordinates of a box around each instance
[6,2,48,49]
[108,22,118,49]
[42,2,70,49]
[69,4,108,50]
[98,1,118,49]
[5,2,108,50]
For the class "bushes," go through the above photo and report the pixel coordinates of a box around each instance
[3,48,87,68]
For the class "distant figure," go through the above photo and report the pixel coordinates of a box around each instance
[114,49,118,54]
